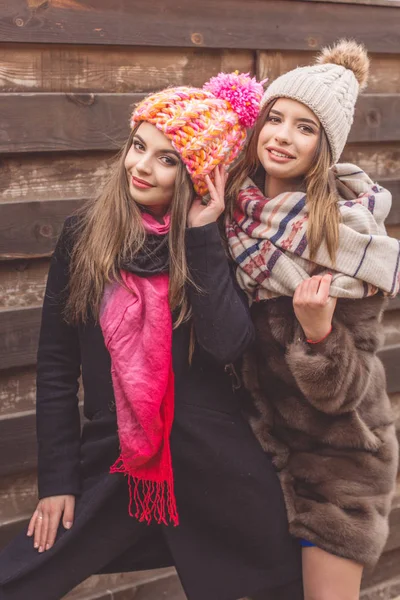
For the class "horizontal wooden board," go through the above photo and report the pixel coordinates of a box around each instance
[0,93,144,153]
[0,1,399,52]
[0,152,114,203]
[349,95,400,144]
[0,258,49,309]
[0,471,37,523]
[0,144,398,205]
[301,0,400,6]
[381,179,400,226]
[66,570,182,600]
[0,198,83,259]
[0,306,41,370]
[0,44,254,93]
[387,224,400,238]
[1,93,399,155]
[257,51,400,94]
[0,365,37,415]
[0,411,36,475]
[342,143,400,180]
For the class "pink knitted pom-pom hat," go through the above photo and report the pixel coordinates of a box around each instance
[131,72,266,196]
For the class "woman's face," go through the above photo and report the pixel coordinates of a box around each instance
[257,98,320,184]
[124,121,180,216]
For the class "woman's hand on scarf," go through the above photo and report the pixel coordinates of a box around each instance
[27,495,75,553]
[187,164,228,228]
[293,274,337,342]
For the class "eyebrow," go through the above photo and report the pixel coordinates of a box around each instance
[270,109,320,129]
[134,134,180,157]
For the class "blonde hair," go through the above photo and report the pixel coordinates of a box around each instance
[226,100,340,262]
[65,126,195,327]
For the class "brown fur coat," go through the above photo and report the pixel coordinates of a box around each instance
[243,294,399,567]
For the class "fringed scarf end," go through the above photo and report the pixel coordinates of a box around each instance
[110,459,179,526]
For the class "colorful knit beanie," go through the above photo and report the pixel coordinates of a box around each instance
[261,39,369,164]
[131,72,265,196]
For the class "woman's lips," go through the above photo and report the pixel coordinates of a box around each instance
[266,148,296,163]
[131,176,154,189]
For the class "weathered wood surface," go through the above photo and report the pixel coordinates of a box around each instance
[342,143,400,179]
[0,93,143,153]
[66,570,184,600]
[0,258,49,309]
[0,45,254,93]
[0,366,37,415]
[303,0,400,6]
[1,93,399,155]
[0,411,36,476]
[0,153,114,203]
[0,198,83,258]
[257,51,400,94]
[2,45,400,95]
[0,306,41,370]
[0,0,399,52]
[0,144,398,204]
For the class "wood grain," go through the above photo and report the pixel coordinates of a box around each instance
[0,307,41,370]
[0,198,83,258]
[0,258,49,309]
[0,152,114,203]
[257,51,400,94]
[0,93,399,155]
[0,1,399,52]
[0,366,37,415]
[0,44,254,93]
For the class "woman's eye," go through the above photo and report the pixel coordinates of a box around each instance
[161,156,177,166]
[299,125,314,134]
[267,116,280,123]
[133,141,144,151]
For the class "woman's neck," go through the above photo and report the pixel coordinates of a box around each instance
[264,175,305,199]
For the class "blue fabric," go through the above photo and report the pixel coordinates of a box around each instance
[299,539,316,548]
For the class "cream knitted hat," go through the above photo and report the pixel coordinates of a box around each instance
[261,40,369,164]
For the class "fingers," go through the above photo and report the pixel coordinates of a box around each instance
[33,508,44,551]
[315,274,333,304]
[294,275,332,305]
[27,508,38,537]
[27,496,75,553]
[38,511,50,553]
[62,496,75,530]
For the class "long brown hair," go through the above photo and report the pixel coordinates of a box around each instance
[65,126,195,328]
[226,100,340,262]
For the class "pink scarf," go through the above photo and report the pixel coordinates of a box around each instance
[100,213,178,526]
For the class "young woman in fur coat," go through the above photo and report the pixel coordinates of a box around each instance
[226,40,400,600]
[0,74,304,600]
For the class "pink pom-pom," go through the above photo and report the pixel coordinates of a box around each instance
[203,71,266,128]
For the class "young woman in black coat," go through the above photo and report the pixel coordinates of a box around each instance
[0,73,303,600]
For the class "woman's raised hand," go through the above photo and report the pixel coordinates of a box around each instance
[293,274,337,342]
[187,164,228,228]
[27,495,75,553]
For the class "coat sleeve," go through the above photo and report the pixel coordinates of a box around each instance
[285,297,386,415]
[36,218,82,499]
[185,222,254,364]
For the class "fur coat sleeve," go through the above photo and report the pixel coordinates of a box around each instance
[243,294,399,567]
[285,297,386,414]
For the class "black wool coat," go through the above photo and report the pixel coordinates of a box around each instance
[0,221,302,600]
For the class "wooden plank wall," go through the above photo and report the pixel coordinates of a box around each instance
[0,1,399,598]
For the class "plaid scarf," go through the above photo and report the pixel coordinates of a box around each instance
[227,163,400,301]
